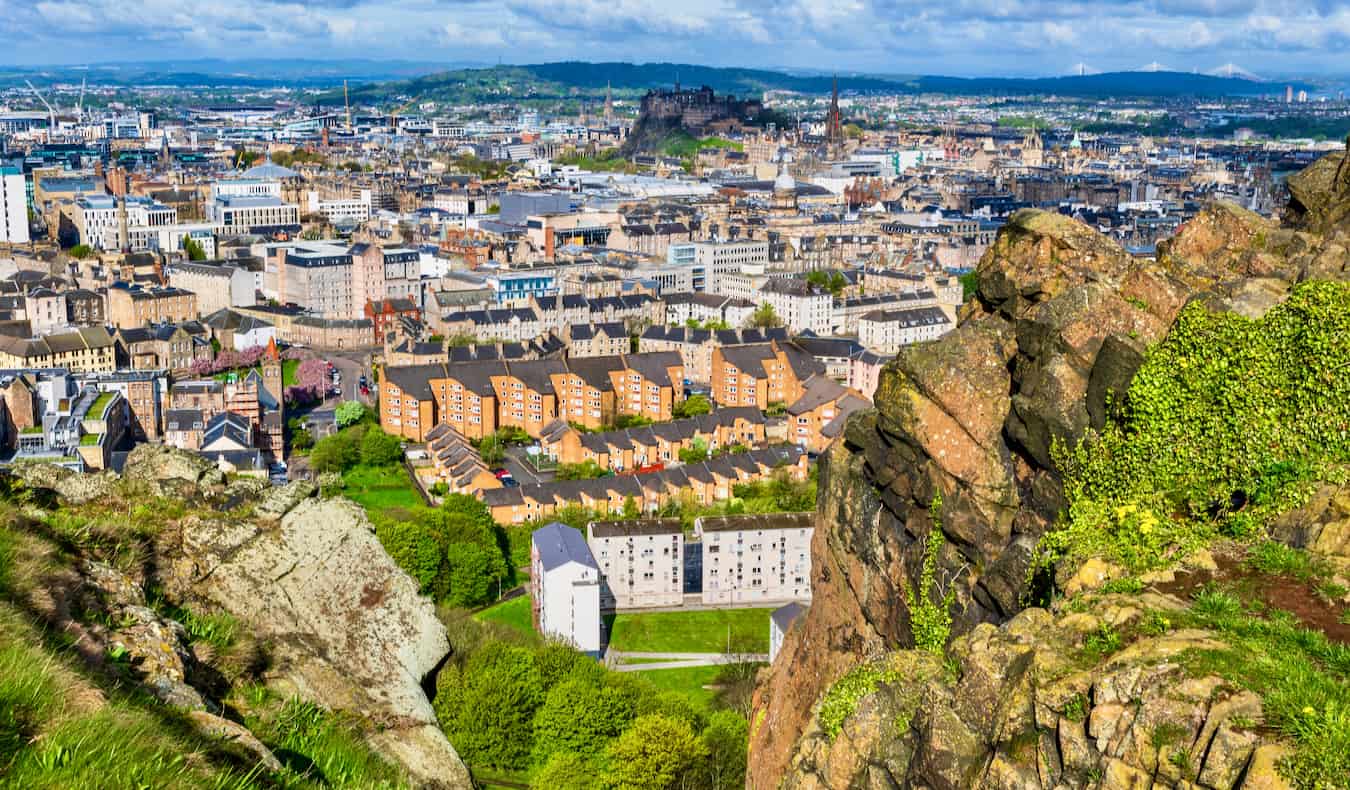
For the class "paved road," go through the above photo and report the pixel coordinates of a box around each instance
[324,352,374,409]
[609,650,769,672]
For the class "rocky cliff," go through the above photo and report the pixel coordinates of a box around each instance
[8,446,472,789]
[749,141,1350,788]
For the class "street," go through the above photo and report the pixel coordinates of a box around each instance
[322,351,376,409]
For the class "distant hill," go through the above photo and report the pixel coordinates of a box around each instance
[3,59,1314,98]
[338,62,1310,106]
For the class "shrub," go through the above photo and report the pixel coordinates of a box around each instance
[904,498,955,655]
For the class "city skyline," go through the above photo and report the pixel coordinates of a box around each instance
[4,0,1350,77]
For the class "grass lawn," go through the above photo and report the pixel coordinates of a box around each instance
[475,594,534,636]
[341,464,422,511]
[633,664,723,711]
[606,608,771,654]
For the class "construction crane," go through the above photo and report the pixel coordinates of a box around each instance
[24,80,57,131]
[343,80,352,132]
[389,98,417,133]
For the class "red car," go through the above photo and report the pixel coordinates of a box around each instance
[492,468,511,479]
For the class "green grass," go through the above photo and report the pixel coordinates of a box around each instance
[89,392,115,418]
[632,665,723,711]
[341,464,422,511]
[475,595,533,636]
[1177,587,1350,789]
[79,433,102,446]
[606,608,770,654]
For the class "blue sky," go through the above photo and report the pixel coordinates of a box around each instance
[3,0,1348,77]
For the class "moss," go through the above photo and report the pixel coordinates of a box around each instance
[817,653,939,740]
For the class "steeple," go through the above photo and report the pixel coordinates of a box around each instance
[604,81,613,122]
[827,75,843,153]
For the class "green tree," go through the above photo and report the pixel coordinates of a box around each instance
[68,244,93,259]
[335,400,367,428]
[181,236,208,261]
[359,428,402,467]
[530,678,634,766]
[290,427,313,452]
[444,644,544,769]
[748,302,782,329]
[698,710,748,790]
[622,495,640,519]
[309,429,362,473]
[602,714,708,790]
[672,394,711,418]
[959,271,979,303]
[478,434,506,466]
[374,519,443,595]
[678,437,709,465]
[531,752,597,790]
[445,541,497,606]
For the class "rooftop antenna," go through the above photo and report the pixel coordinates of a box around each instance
[24,80,57,130]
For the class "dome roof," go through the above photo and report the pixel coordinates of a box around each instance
[773,165,796,193]
[242,158,300,179]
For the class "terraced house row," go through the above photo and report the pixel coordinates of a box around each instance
[482,445,808,524]
[379,351,685,441]
[536,407,768,471]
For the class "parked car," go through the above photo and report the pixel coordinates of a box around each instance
[492,468,510,479]
[501,477,519,488]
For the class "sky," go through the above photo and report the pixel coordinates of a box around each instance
[2,0,1349,77]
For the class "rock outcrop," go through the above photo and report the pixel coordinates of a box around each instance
[749,147,1350,786]
[781,597,1292,790]
[15,452,472,789]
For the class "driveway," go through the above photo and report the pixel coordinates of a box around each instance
[502,444,552,485]
[608,650,769,671]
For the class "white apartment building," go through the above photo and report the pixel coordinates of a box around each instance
[858,306,953,354]
[210,195,301,232]
[306,189,372,224]
[531,522,602,656]
[759,277,833,335]
[696,513,814,606]
[0,166,29,244]
[211,179,282,200]
[696,240,769,293]
[833,288,939,335]
[587,519,685,610]
[75,195,178,250]
[432,190,489,215]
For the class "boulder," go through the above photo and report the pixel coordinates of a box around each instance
[1286,136,1350,236]
[159,497,471,788]
[122,444,225,499]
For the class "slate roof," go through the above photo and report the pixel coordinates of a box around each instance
[532,522,598,572]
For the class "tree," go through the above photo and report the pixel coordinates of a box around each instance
[678,437,709,465]
[181,236,207,261]
[309,428,362,473]
[375,518,443,595]
[672,394,711,419]
[69,244,93,259]
[622,495,640,519]
[531,752,597,790]
[697,711,748,790]
[335,400,367,428]
[290,427,314,452]
[530,679,634,766]
[748,302,782,329]
[601,714,707,790]
[359,428,402,467]
[444,644,545,769]
[477,434,506,467]
[445,541,496,606]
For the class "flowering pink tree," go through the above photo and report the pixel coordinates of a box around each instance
[285,358,329,405]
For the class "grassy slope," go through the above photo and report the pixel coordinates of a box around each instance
[341,464,423,511]
[632,664,723,711]
[474,595,533,636]
[607,608,771,654]
[0,499,406,789]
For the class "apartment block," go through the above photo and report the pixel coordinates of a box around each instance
[711,340,824,411]
[588,519,684,610]
[696,512,814,606]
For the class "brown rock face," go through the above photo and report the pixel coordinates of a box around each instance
[747,172,1350,787]
[777,597,1286,790]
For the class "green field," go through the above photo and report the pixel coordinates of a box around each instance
[606,608,770,654]
[633,664,723,710]
[340,464,422,511]
[475,594,534,635]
